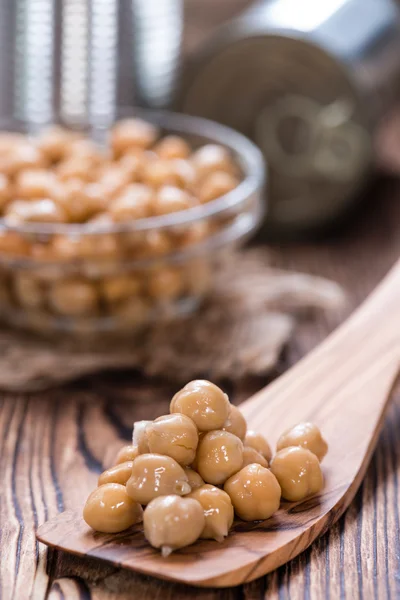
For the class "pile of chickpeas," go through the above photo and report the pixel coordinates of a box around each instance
[83,380,328,557]
[0,120,241,332]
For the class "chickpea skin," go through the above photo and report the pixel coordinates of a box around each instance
[126,454,191,505]
[244,431,272,463]
[270,446,324,502]
[83,483,143,533]
[184,467,204,491]
[146,413,198,466]
[48,279,98,317]
[188,484,234,542]
[224,464,281,521]
[276,422,328,462]
[143,495,205,557]
[222,405,247,441]
[170,380,230,432]
[98,461,134,486]
[241,446,269,469]
[196,430,243,485]
[132,420,152,454]
[154,135,191,160]
[115,444,139,465]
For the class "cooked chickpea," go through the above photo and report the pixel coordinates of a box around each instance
[147,267,184,300]
[119,151,147,180]
[222,405,247,441]
[126,454,191,505]
[57,157,95,182]
[129,420,151,455]
[0,174,13,210]
[98,165,132,199]
[66,139,104,164]
[188,484,234,542]
[0,231,30,256]
[244,431,272,463]
[241,446,269,469]
[83,483,143,533]
[276,422,328,461]
[52,233,119,261]
[184,467,204,491]
[111,118,159,157]
[101,274,142,305]
[224,464,281,521]
[153,186,193,215]
[7,143,47,175]
[154,135,191,160]
[170,380,230,432]
[98,461,134,486]
[198,171,239,204]
[143,495,205,556]
[5,199,67,224]
[54,179,107,222]
[37,126,81,162]
[192,144,236,181]
[110,184,153,221]
[146,413,198,466]
[48,279,98,316]
[115,444,139,465]
[195,430,243,485]
[143,158,196,190]
[13,272,43,309]
[138,230,172,258]
[15,169,57,199]
[270,446,324,502]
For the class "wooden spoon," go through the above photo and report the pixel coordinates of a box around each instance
[36,258,400,588]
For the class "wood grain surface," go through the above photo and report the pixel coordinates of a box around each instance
[1,179,400,598]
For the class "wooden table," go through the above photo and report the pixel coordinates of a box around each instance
[1,178,400,599]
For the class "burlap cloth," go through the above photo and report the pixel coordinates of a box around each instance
[0,248,346,391]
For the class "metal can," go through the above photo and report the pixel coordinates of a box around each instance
[179,0,400,236]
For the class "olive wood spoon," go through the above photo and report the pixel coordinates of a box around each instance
[36,258,400,588]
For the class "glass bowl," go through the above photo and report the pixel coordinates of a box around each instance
[0,109,266,337]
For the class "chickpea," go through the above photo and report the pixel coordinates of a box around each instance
[52,233,119,261]
[111,118,159,157]
[143,159,196,190]
[241,446,269,469]
[244,431,272,463]
[66,139,104,164]
[7,143,47,176]
[146,413,198,466]
[184,467,204,491]
[0,174,13,210]
[154,135,191,160]
[153,186,193,216]
[83,483,143,533]
[5,199,67,224]
[87,212,114,230]
[110,184,153,221]
[137,230,172,258]
[177,221,211,248]
[192,144,236,181]
[0,231,30,256]
[15,169,57,200]
[276,422,328,462]
[48,279,98,317]
[222,405,247,441]
[188,484,234,542]
[132,420,152,454]
[37,126,81,163]
[98,461,134,486]
[147,267,184,301]
[170,380,230,432]
[57,157,95,182]
[101,274,142,305]
[270,446,324,502]
[143,495,205,556]
[198,171,239,204]
[126,454,191,505]
[115,444,139,465]
[119,151,147,181]
[13,272,43,309]
[98,165,132,199]
[196,431,243,485]
[224,464,281,521]
[54,179,108,223]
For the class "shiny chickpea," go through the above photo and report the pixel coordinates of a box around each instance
[119,151,147,181]
[83,483,143,533]
[195,430,243,485]
[224,464,281,521]
[126,454,191,505]
[143,495,205,556]
[4,199,67,224]
[270,446,324,502]
[57,157,95,182]
[147,267,184,301]
[115,444,139,465]
[153,186,193,215]
[184,467,204,491]
[146,413,198,466]
[48,278,98,317]
[132,420,152,454]
[101,274,142,305]
[143,159,196,190]
[154,135,191,160]
[37,126,81,163]
[192,144,236,181]
[7,143,47,176]
[198,171,239,204]
[241,446,269,469]
[244,431,272,463]
[13,272,43,309]
[110,184,153,221]
[15,169,57,199]
[276,422,328,462]
[98,165,132,199]
[222,405,247,441]
[188,484,234,542]
[170,380,230,432]
[111,118,159,157]
[98,461,134,486]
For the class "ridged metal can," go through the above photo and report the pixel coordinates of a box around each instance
[179,0,400,236]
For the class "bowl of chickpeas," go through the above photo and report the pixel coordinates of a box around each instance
[0,110,265,337]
